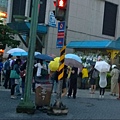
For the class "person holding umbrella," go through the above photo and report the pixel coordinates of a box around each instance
[68,67,78,99]
[99,72,107,98]
[34,59,43,83]
[95,61,110,98]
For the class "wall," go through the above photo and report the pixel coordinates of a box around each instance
[45,0,120,56]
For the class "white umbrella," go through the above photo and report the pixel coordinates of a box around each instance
[34,51,41,56]
[95,61,110,72]
[7,48,26,54]
[65,54,83,68]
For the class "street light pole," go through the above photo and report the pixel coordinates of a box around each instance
[16,0,40,114]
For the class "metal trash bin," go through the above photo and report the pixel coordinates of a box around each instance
[35,81,53,109]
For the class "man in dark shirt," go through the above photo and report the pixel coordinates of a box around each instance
[68,67,78,99]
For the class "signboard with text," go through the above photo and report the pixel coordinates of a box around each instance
[56,21,65,48]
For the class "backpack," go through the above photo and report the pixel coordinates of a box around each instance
[41,68,48,76]
[92,69,99,79]
[4,60,10,70]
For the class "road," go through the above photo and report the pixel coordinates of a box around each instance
[0,87,120,119]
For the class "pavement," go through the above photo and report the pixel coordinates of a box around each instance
[0,85,120,119]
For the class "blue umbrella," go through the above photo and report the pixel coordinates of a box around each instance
[35,54,53,61]
[11,52,28,56]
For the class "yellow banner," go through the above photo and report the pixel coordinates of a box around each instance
[107,50,119,59]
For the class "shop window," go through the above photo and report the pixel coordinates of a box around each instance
[102,1,118,37]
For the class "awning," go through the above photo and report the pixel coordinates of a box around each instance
[7,22,48,34]
[67,38,120,50]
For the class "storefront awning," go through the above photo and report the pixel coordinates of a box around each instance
[67,38,120,50]
[7,22,48,34]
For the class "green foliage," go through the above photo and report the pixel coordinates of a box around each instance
[0,20,20,48]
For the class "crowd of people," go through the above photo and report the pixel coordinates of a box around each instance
[0,54,49,100]
[0,54,120,101]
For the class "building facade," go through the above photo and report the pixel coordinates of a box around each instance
[0,0,8,11]
[44,0,120,55]
[6,0,120,55]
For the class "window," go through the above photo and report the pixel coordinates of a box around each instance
[30,0,47,23]
[12,0,26,22]
[102,2,118,37]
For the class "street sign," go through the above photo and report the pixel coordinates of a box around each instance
[56,38,64,48]
[48,11,56,27]
[58,21,65,32]
[56,21,65,48]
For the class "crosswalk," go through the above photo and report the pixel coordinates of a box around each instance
[0,83,118,100]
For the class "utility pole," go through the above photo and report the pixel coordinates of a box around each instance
[48,0,70,115]
[16,0,40,114]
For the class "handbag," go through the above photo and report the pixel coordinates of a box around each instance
[10,70,20,79]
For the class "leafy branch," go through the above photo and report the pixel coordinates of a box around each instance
[0,20,20,48]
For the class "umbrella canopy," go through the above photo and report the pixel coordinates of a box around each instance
[35,54,53,61]
[49,54,56,58]
[54,57,60,62]
[49,61,59,71]
[95,61,110,72]
[34,51,41,56]
[11,52,28,56]
[7,48,26,54]
[65,54,83,68]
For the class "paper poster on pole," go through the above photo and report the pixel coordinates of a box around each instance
[48,11,56,27]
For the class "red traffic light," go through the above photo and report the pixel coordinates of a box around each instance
[57,0,67,9]
[58,0,64,7]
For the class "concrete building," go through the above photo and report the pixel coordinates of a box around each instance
[0,0,8,11]
[6,0,120,56]
[45,0,120,55]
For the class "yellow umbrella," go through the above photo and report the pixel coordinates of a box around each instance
[49,61,59,71]
[54,57,60,62]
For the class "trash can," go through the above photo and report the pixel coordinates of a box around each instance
[35,81,53,108]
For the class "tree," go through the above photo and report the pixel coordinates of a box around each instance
[0,20,20,49]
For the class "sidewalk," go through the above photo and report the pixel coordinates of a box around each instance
[76,88,118,100]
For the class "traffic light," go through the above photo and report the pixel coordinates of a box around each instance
[54,0,67,21]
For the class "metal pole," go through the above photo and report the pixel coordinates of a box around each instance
[16,0,40,114]
[24,0,39,102]
[56,0,70,105]
[48,0,70,115]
